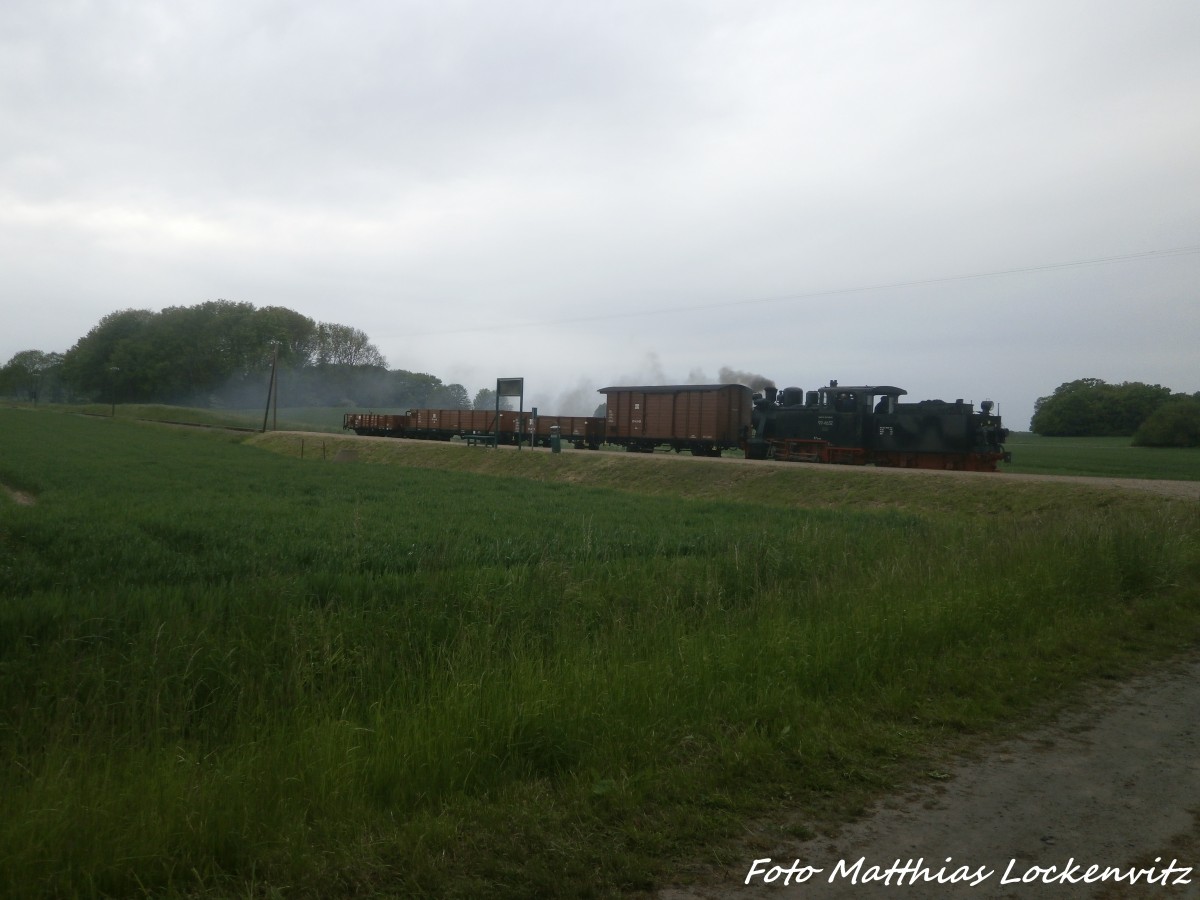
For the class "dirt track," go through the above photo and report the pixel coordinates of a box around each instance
[0,484,35,506]
[659,655,1200,899]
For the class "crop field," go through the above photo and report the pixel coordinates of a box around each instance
[1001,431,1200,480]
[31,403,352,434]
[19,402,1200,479]
[2,408,1199,898]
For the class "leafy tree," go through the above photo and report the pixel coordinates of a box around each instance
[472,388,515,411]
[140,301,262,400]
[54,301,472,412]
[438,383,471,409]
[1132,397,1200,447]
[258,306,320,368]
[57,302,391,404]
[61,309,156,400]
[1,350,65,402]
[473,388,496,410]
[386,370,439,408]
[1031,379,1173,436]
[315,323,387,368]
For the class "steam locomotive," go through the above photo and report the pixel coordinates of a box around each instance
[344,379,1011,471]
[745,380,1010,471]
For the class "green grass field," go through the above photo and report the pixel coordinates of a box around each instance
[2,408,1199,898]
[16,402,353,434]
[1001,431,1200,480]
[11,401,1200,479]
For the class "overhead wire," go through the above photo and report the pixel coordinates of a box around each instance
[406,244,1200,337]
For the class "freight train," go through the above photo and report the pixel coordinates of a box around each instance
[343,380,1011,471]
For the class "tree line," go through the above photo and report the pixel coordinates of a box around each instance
[1032,378,1200,447]
[9,308,1196,446]
[0,300,499,411]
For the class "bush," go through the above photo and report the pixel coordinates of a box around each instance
[1031,379,1174,437]
[1133,397,1200,447]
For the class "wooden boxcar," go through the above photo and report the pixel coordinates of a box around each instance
[599,384,754,455]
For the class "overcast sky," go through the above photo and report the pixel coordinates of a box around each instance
[3,1,1198,427]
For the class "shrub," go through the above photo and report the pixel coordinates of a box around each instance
[1133,397,1200,447]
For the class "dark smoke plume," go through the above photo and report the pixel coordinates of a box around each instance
[718,367,775,391]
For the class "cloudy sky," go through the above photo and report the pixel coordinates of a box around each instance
[3,1,1197,426]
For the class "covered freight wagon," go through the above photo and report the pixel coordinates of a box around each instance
[599,384,754,456]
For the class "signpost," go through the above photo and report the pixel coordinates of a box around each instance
[496,377,525,449]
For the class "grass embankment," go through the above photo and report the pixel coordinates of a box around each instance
[2,410,1199,898]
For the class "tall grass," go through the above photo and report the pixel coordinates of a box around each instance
[2,410,1198,897]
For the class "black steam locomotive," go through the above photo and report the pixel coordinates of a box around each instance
[745,380,1010,470]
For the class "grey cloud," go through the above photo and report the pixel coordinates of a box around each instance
[2,1,1198,431]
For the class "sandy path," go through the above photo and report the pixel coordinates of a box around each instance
[659,656,1200,899]
[0,484,36,506]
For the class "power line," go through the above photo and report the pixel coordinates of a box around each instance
[407,244,1200,337]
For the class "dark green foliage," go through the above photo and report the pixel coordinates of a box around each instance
[48,301,470,410]
[1133,396,1200,447]
[473,387,514,410]
[59,308,156,400]
[1031,378,1175,436]
[60,301,316,403]
[0,350,66,402]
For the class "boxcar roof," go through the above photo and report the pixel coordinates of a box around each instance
[598,383,751,393]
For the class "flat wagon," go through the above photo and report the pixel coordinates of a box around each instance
[343,412,409,436]
[405,408,521,441]
[521,415,605,449]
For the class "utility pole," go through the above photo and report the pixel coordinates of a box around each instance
[262,343,278,432]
